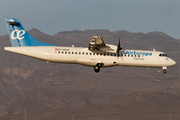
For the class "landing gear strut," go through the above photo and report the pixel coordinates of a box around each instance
[94,63,103,73]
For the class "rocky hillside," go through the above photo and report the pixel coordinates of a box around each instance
[0,29,179,120]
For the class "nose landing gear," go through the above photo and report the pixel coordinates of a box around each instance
[163,69,167,74]
[162,67,167,74]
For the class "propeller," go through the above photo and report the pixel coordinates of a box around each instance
[116,38,122,58]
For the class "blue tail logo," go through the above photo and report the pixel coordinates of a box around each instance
[11,30,25,40]
[5,18,55,47]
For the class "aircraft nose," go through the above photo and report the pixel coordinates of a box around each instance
[173,60,176,65]
[171,59,176,66]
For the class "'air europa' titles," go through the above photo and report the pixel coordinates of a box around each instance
[126,51,152,56]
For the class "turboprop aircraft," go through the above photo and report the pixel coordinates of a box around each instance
[4,18,176,74]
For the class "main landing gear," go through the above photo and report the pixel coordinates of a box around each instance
[94,63,104,73]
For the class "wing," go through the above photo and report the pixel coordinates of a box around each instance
[88,36,116,52]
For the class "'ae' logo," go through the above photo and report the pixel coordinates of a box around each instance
[11,30,25,40]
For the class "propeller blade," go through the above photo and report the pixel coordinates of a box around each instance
[117,38,122,58]
[118,38,122,51]
[117,40,120,57]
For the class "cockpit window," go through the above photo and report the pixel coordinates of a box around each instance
[159,54,168,57]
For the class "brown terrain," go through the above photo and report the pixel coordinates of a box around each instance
[0,29,180,120]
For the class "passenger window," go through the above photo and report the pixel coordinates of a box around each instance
[82,52,84,55]
[138,55,140,57]
[131,55,133,57]
[107,53,109,56]
[72,52,74,54]
[128,55,130,57]
[62,51,64,54]
[79,52,81,54]
[68,52,70,54]
[93,53,95,55]
[65,52,67,54]
[114,54,116,56]
[58,51,60,54]
[100,53,102,55]
[86,53,88,55]
[104,53,106,56]
[111,54,113,56]
[75,52,77,54]
[135,55,136,57]
[97,53,99,55]
[90,53,92,55]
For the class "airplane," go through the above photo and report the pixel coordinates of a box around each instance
[4,18,176,74]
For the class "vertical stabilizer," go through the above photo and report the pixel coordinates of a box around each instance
[5,18,55,47]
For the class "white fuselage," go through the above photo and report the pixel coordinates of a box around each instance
[4,46,176,68]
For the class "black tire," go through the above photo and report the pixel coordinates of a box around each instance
[94,66,100,73]
[163,69,167,74]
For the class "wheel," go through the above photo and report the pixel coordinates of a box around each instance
[163,69,167,74]
[94,66,100,73]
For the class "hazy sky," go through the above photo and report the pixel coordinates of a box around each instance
[1,0,180,39]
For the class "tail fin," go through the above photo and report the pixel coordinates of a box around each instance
[5,18,55,47]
